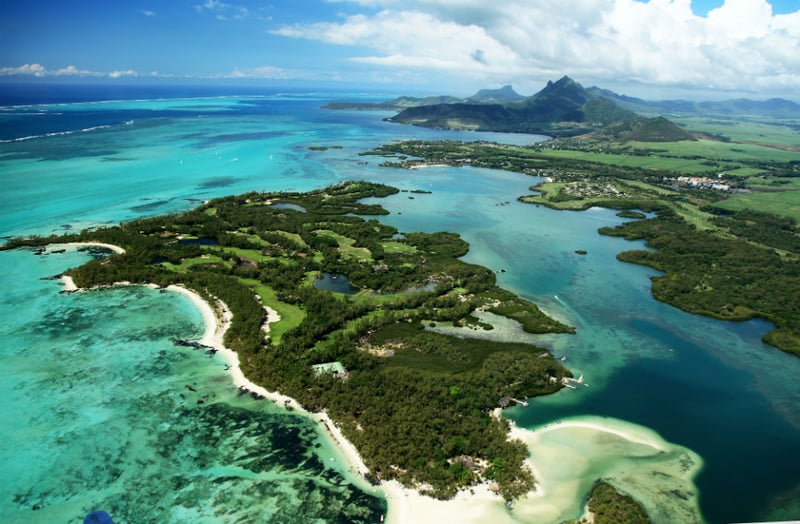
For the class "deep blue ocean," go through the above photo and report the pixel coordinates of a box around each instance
[1,83,798,523]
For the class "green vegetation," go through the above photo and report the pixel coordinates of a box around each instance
[593,115,693,142]
[600,211,800,356]
[365,117,800,356]
[714,190,800,221]
[4,181,573,500]
[389,76,635,136]
[566,481,650,524]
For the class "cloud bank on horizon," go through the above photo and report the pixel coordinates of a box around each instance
[1,0,799,98]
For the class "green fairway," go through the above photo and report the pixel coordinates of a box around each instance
[314,229,373,261]
[239,278,305,346]
[162,254,230,271]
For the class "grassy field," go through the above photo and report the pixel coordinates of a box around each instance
[239,278,305,346]
[382,240,416,254]
[722,167,770,177]
[715,190,800,222]
[314,229,373,261]
[162,254,228,271]
[531,147,722,173]
[746,177,800,191]
[672,200,717,230]
[672,116,800,149]
[538,138,798,168]
[626,138,800,163]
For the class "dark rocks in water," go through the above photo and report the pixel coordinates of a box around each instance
[185,385,198,392]
[238,386,250,397]
[250,391,264,400]
[364,473,381,486]
[172,338,216,353]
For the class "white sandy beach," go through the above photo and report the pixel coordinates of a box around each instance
[56,241,127,255]
[164,285,705,524]
[62,275,78,292]
[167,283,525,523]
[56,242,127,292]
[167,285,377,476]
[55,242,702,523]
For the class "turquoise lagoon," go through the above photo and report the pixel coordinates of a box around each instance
[0,247,384,523]
[1,86,799,523]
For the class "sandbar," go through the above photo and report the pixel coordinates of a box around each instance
[509,417,703,524]
[171,285,705,524]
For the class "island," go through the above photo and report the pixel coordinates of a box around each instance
[3,181,575,501]
[363,117,800,357]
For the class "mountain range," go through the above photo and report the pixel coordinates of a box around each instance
[321,84,526,111]
[585,87,800,118]
[325,76,800,140]
[388,76,677,138]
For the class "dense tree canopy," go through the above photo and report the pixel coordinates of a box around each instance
[4,181,572,500]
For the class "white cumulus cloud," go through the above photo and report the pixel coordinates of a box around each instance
[0,63,47,76]
[54,65,94,76]
[108,69,138,78]
[278,0,800,96]
[0,64,146,79]
[224,65,290,79]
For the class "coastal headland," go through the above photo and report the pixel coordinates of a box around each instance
[4,183,579,510]
[58,246,701,524]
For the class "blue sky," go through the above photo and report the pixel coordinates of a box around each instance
[1,0,799,98]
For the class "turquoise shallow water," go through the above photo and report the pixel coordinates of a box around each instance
[0,247,385,523]
[1,88,799,523]
[364,169,800,522]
